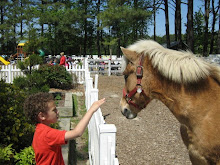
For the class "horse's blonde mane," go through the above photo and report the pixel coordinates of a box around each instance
[124,39,220,84]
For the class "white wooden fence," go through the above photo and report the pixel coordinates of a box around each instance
[0,64,24,83]
[87,58,122,76]
[65,57,87,84]
[0,64,87,84]
[0,57,122,84]
[85,71,119,165]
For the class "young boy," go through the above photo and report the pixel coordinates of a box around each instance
[23,92,105,165]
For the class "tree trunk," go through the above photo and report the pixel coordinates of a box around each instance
[209,0,217,54]
[164,0,170,48]
[0,3,5,53]
[203,0,210,56]
[175,9,177,41]
[133,0,138,40]
[83,0,88,57]
[176,0,182,49]
[187,0,194,52]
[153,0,156,41]
[41,0,44,37]
[20,0,23,38]
[116,24,121,57]
[96,0,101,57]
[218,0,220,53]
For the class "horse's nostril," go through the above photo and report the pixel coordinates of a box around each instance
[124,108,128,114]
[121,108,128,116]
[122,108,131,118]
[122,108,130,116]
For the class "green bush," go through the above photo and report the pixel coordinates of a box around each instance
[16,55,77,90]
[15,64,75,91]
[13,72,50,95]
[0,80,35,151]
[16,54,43,75]
[0,144,14,164]
[14,146,35,165]
[37,64,73,89]
[13,76,27,89]
[15,54,50,95]
[54,93,62,106]
[0,145,36,165]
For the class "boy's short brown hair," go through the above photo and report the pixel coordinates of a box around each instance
[23,92,54,124]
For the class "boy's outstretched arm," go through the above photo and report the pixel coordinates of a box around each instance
[65,98,105,141]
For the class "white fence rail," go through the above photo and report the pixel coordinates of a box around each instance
[0,57,122,84]
[0,64,38,83]
[65,57,86,84]
[88,58,122,76]
[85,72,119,165]
[0,64,86,84]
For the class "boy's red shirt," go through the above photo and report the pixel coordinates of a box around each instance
[32,123,67,165]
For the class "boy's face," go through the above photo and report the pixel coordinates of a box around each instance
[43,100,59,125]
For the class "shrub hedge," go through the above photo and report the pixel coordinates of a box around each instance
[0,80,34,151]
[37,64,73,89]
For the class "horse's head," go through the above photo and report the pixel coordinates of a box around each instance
[120,39,217,119]
[120,47,152,119]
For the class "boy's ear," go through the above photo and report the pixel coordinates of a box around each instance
[38,112,46,121]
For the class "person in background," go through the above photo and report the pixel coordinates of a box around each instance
[23,92,105,165]
[72,59,77,68]
[65,55,72,68]
[89,57,94,71]
[48,58,54,66]
[99,58,105,75]
[59,52,66,66]
[53,58,58,65]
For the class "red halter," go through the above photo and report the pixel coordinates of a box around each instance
[123,55,151,110]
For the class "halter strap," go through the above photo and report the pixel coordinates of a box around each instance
[123,55,151,110]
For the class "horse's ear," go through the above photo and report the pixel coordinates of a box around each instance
[120,47,139,62]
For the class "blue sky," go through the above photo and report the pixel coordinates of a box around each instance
[148,0,219,36]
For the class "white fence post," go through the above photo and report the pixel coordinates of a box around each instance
[84,69,119,165]
[99,124,117,165]
[84,57,89,72]
[85,76,93,109]
[88,88,99,165]
[8,64,12,83]
[108,59,111,76]
[94,74,98,89]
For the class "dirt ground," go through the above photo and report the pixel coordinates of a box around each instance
[97,75,192,165]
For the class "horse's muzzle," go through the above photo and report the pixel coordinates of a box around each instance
[121,108,137,119]
[120,98,137,119]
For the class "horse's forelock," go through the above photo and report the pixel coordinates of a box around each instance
[127,40,164,55]
[121,55,128,73]
[121,40,163,73]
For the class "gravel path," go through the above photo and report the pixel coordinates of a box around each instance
[97,75,192,165]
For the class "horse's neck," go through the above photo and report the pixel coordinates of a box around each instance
[150,77,188,124]
[146,58,190,124]
[151,76,220,127]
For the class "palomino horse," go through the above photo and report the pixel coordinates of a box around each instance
[120,40,220,165]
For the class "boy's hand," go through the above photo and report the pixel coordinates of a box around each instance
[90,98,106,112]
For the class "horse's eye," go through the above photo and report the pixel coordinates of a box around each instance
[129,61,133,65]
